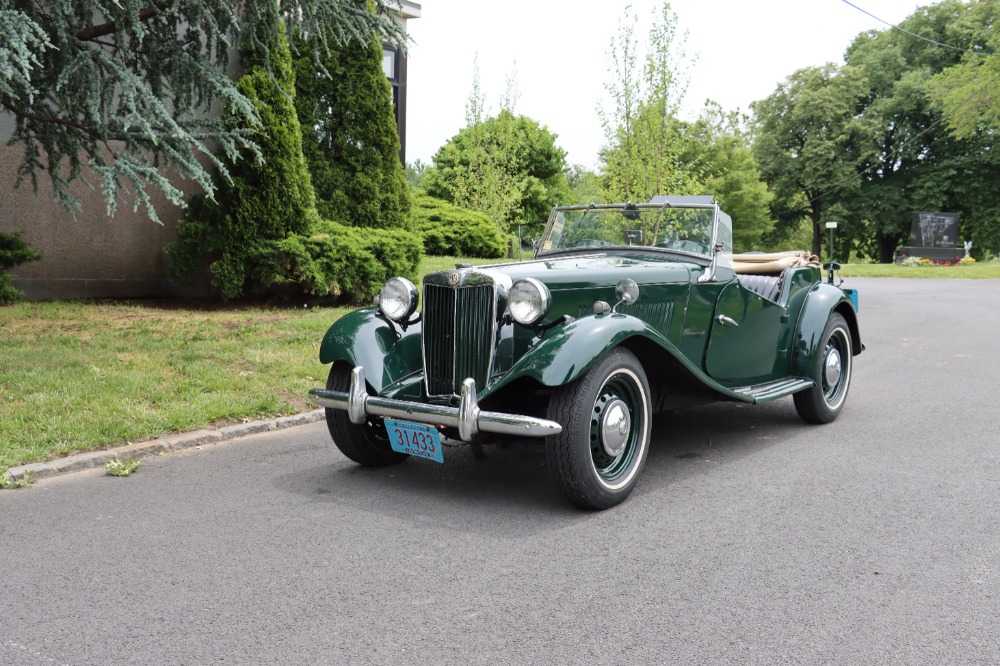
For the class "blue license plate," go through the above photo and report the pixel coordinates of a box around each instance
[385,418,444,463]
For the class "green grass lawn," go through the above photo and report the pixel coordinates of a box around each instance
[839,261,1000,279]
[0,301,347,469]
[2,253,997,472]
[0,255,507,471]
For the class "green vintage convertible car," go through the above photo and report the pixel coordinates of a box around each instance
[309,196,862,509]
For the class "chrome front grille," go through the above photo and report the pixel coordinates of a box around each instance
[423,276,497,397]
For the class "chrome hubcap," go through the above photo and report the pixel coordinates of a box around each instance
[824,347,842,388]
[601,399,631,457]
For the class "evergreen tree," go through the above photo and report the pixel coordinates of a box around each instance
[168,24,318,299]
[293,21,411,231]
[0,0,405,221]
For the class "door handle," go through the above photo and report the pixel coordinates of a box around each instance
[717,315,739,328]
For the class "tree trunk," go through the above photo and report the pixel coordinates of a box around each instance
[876,230,903,263]
[810,200,823,258]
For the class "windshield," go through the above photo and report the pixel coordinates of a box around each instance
[538,205,716,257]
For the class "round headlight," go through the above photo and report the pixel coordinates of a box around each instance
[508,278,550,326]
[378,277,418,322]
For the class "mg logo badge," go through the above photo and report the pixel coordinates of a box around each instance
[448,272,460,286]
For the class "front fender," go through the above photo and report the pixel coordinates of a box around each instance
[318,307,422,394]
[483,314,688,397]
[791,284,862,378]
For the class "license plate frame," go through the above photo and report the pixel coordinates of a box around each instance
[384,418,444,463]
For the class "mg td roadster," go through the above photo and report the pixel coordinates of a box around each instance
[309,196,862,509]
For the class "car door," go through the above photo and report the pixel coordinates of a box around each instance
[704,279,784,383]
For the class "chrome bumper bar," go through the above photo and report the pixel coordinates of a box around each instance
[308,366,562,442]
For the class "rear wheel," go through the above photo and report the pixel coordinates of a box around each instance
[545,348,651,510]
[794,313,853,424]
[325,365,408,466]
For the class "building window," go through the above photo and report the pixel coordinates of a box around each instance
[382,48,397,82]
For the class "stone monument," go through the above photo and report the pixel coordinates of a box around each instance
[896,212,962,264]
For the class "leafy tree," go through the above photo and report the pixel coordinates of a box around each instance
[843,0,998,262]
[293,25,410,230]
[928,0,1000,139]
[565,165,603,205]
[0,0,405,221]
[422,67,569,237]
[406,160,430,190]
[168,21,420,301]
[599,3,698,203]
[752,64,876,258]
[682,105,774,252]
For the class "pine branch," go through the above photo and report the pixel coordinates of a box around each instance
[76,6,159,42]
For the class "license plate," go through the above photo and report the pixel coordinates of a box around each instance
[385,418,444,463]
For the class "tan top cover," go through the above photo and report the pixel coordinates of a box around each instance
[731,250,820,275]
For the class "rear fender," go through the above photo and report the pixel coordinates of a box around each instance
[791,284,863,378]
[318,307,422,394]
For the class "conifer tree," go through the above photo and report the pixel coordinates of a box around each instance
[293,20,410,231]
[0,0,405,222]
[167,24,318,299]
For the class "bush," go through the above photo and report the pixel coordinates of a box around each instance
[412,194,507,258]
[0,232,42,304]
[167,24,318,300]
[293,28,411,230]
[256,218,421,302]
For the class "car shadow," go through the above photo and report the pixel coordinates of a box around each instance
[275,399,807,537]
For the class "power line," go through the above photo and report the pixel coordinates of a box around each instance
[840,0,969,53]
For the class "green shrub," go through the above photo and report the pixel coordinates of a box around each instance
[167,24,318,300]
[293,26,411,231]
[412,194,507,258]
[256,219,421,302]
[0,232,42,304]
[169,19,416,302]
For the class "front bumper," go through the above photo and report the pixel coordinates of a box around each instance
[308,366,562,442]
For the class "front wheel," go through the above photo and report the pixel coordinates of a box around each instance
[325,365,408,466]
[545,348,652,510]
[794,313,853,424]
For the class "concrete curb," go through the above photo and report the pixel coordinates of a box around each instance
[1,409,326,487]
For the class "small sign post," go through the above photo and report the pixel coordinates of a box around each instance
[825,222,838,284]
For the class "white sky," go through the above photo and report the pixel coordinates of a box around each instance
[405,0,924,169]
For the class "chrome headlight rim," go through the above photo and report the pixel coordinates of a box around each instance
[508,277,551,326]
[378,276,419,322]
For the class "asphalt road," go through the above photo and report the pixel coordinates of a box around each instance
[2,278,999,665]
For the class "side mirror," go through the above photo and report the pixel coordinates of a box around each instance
[613,279,640,313]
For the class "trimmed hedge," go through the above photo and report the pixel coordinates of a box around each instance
[412,193,506,258]
[257,219,421,302]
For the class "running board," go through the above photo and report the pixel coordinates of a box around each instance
[730,377,815,403]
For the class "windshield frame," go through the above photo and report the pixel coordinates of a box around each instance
[533,201,722,262]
